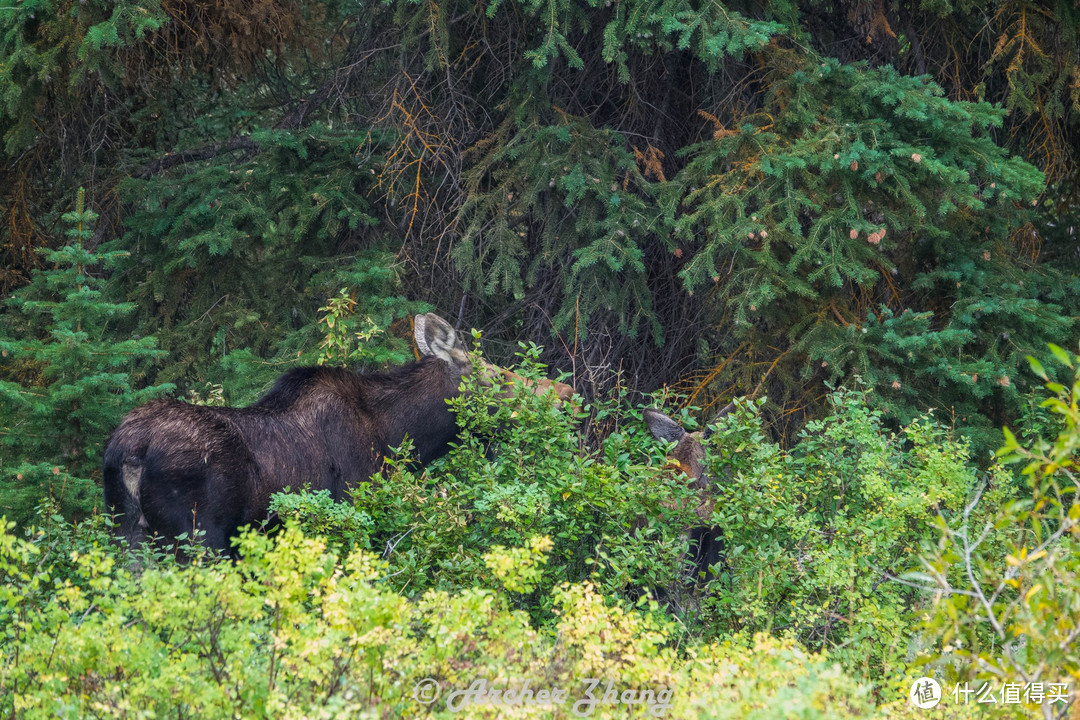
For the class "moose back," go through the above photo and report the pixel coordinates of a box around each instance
[103,313,572,552]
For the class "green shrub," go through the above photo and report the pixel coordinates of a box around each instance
[0,517,892,719]
[347,342,704,618]
[699,388,987,679]
[268,487,374,555]
[4,343,1076,717]
[913,344,1080,711]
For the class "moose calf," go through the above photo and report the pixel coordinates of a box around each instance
[643,403,733,584]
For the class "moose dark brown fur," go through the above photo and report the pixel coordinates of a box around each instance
[103,314,573,553]
[643,403,733,583]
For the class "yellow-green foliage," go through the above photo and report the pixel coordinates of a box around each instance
[3,348,1079,718]
[911,345,1080,706]
[485,535,554,594]
[0,518,911,719]
[702,391,985,678]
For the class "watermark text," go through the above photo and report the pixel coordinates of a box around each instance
[412,677,673,717]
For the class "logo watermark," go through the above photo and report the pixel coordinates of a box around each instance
[910,678,1072,710]
[411,677,673,717]
[951,681,1070,706]
[909,678,941,709]
[412,678,441,705]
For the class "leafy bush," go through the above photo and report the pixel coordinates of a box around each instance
[914,344,1080,705]
[348,343,704,615]
[0,516,901,719]
[267,345,1071,705]
[693,389,986,678]
[268,487,373,555]
[3,343,1078,717]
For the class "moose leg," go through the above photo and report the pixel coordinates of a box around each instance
[689,526,725,583]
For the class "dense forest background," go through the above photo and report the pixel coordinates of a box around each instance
[3,0,1078,454]
[1,1,1080,715]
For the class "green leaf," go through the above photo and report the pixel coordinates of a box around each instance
[1048,343,1073,369]
[1028,355,1049,380]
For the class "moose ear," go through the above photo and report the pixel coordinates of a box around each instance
[414,314,470,371]
[703,401,735,440]
[644,409,686,443]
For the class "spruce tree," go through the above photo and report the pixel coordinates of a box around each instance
[0,189,172,524]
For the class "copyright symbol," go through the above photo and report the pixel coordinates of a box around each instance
[413,678,441,705]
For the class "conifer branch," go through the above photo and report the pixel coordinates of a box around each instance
[136,137,260,180]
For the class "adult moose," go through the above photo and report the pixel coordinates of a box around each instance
[643,403,734,584]
[103,313,573,553]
